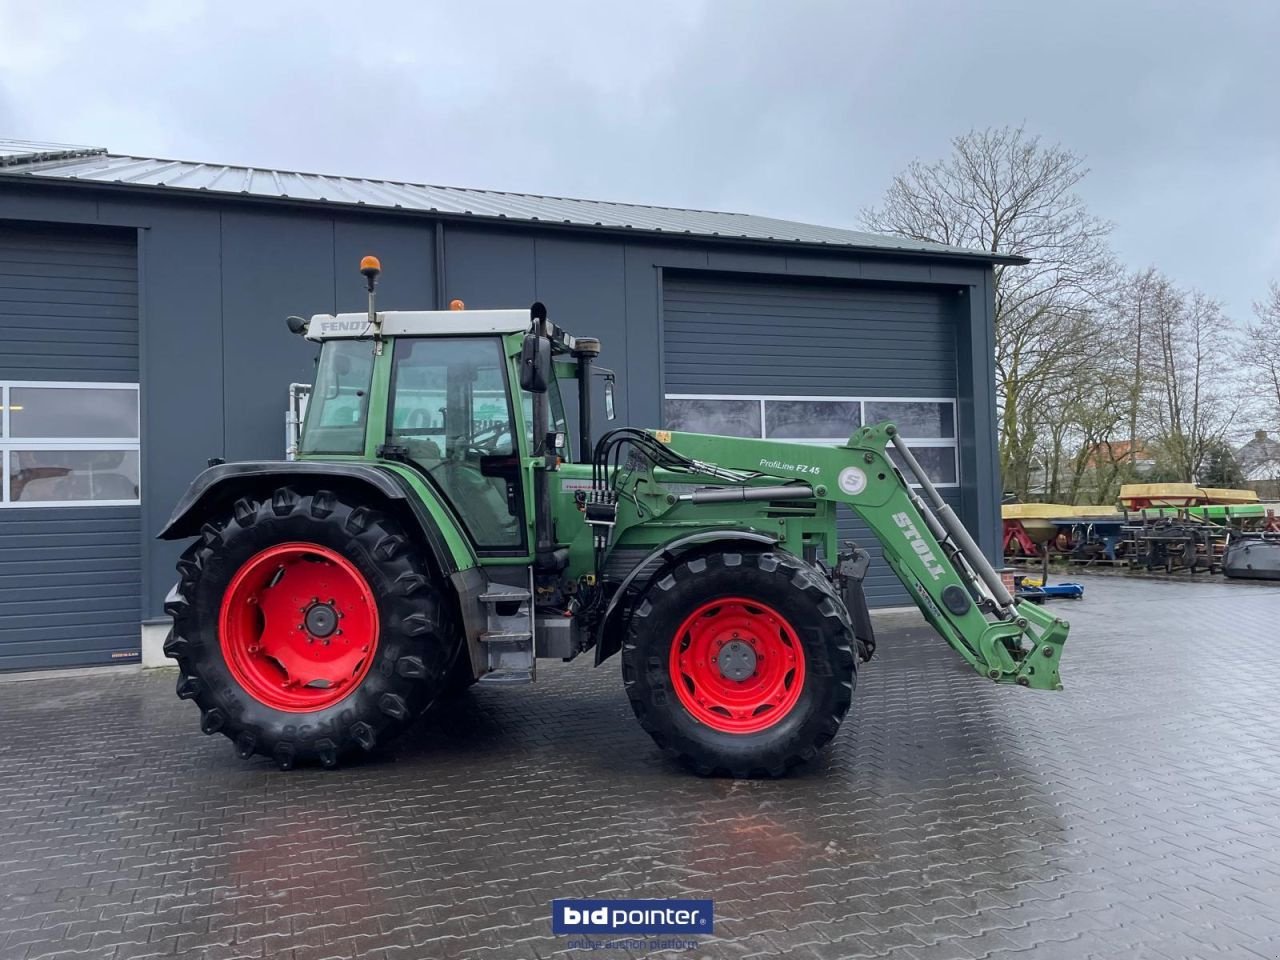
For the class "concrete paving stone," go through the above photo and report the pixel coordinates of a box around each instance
[899,939,989,960]
[282,948,353,960]
[1224,913,1280,942]
[1083,947,1173,960]
[103,939,180,960]
[17,942,94,960]
[976,936,1088,960]
[938,910,1025,939]
[2,573,1279,959]
[827,937,903,960]
[897,918,981,947]
[181,943,267,960]
[1146,932,1235,959]
[1242,940,1280,960]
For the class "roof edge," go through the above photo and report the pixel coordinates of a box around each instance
[0,165,1028,266]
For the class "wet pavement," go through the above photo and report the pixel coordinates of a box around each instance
[2,572,1279,960]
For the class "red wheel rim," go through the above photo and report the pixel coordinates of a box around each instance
[218,543,379,712]
[668,596,806,734]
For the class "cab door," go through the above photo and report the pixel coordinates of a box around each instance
[386,336,527,555]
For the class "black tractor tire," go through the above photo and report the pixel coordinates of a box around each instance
[621,550,856,778]
[163,486,458,769]
[436,643,479,701]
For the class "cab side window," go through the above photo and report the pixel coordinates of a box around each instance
[388,338,524,550]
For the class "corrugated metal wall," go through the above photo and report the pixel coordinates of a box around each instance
[0,222,140,670]
[0,224,138,381]
[662,271,961,606]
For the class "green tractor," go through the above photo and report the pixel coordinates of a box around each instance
[160,256,1069,776]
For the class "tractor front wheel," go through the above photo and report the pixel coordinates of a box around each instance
[621,551,856,777]
[163,487,457,768]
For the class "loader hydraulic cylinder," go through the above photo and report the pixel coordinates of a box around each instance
[678,484,815,504]
[887,427,1016,612]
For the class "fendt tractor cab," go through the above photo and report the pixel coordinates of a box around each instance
[159,257,1069,776]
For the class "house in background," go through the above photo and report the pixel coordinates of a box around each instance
[1023,439,1156,504]
[1236,430,1280,500]
[1081,440,1157,476]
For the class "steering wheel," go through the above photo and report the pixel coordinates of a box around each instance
[466,423,510,457]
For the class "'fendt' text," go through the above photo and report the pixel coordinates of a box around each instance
[318,318,369,335]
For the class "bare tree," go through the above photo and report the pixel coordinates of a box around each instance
[1015,308,1129,501]
[1040,365,1132,503]
[1143,285,1240,481]
[1240,282,1280,432]
[1112,267,1167,468]
[861,126,1116,498]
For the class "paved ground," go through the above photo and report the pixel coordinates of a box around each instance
[2,573,1279,960]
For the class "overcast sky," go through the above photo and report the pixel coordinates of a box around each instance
[3,1,1278,319]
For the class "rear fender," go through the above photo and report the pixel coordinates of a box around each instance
[594,529,778,665]
[157,460,467,576]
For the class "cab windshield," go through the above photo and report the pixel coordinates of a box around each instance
[299,340,376,455]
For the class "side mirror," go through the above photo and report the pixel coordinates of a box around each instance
[519,334,551,393]
[286,315,309,336]
[604,377,617,421]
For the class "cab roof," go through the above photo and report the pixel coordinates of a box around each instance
[306,309,529,340]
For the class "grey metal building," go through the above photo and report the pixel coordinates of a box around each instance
[0,139,1014,673]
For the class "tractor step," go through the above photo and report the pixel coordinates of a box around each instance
[478,574,536,683]
[479,586,532,603]
[482,630,533,644]
[477,669,535,685]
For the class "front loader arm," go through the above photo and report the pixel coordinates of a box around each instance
[647,423,1068,691]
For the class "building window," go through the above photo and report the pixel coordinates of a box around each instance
[663,394,959,487]
[664,397,762,438]
[1,382,140,507]
[765,400,863,441]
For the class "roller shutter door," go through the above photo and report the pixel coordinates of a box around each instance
[0,222,141,671]
[662,271,961,607]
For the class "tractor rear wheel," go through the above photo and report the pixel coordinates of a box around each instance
[436,642,479,701]
[621,550,856,777]
[163,487,457,769]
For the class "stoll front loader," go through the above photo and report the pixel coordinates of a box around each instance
[159,257,1069,777]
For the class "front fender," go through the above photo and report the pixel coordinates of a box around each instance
[593,529,779,665]
[157,460,465,576]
